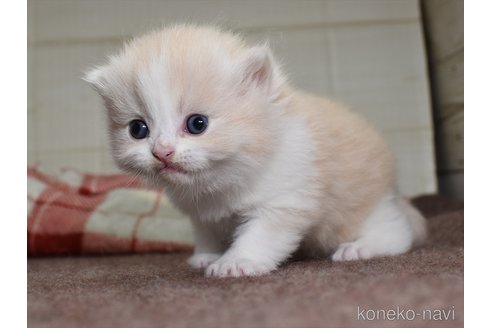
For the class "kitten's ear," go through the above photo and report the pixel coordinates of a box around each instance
[237,45,283,94]
[82,66,107,94]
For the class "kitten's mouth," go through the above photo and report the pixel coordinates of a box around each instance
[159,161,187,174]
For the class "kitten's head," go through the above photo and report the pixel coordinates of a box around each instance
[84,25,289,192]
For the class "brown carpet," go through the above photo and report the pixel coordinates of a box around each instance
[28,195,463,328]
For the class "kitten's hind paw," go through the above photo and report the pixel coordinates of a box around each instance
[187,253,221,269]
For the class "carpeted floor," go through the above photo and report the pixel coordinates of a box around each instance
[28,195,463,328]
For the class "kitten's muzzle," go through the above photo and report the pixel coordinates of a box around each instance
[152,146,186,173]
[152,146,175,162]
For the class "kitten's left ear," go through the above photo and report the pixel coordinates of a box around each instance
[82,66,107,95]
[237,45,285,96]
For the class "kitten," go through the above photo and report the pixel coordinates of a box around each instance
[85,25,427,277]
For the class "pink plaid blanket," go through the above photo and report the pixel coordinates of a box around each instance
[27,166,193,256]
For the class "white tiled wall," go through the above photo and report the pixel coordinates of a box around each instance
[28,0,436,196]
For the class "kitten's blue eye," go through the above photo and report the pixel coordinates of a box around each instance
[129,120,149,139]
[186,114,208,135]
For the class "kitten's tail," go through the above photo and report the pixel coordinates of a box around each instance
[397,196,428,247]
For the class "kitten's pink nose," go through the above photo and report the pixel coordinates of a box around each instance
[152,145,175,162]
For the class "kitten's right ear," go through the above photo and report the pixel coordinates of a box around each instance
[82,66,107,94]
[237,46,275,91]
[235,45,286,101]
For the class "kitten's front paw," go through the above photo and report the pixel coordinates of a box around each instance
[187,253,221,269]
[205,257,272,278]
[332,242,372,261]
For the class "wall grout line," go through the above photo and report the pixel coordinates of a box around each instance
[28,18,420,47]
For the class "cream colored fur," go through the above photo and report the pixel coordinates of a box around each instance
[85,25,427,278]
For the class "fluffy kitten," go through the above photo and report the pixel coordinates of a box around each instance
[85,25,427,277]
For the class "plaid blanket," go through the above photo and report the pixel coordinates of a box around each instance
[27,166,193,256]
